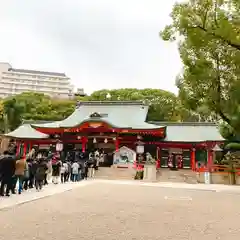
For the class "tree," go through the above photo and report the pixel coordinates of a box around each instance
[160,0,240,134]
[2,92,77,130]
[50,98,75,120]
[3,97,25,131]
[89,88,181,121]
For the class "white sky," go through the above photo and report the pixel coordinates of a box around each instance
[0,0,182,94]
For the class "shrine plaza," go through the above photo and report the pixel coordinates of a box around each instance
[0,180,239,240]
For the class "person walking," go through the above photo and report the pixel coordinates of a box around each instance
[60,161,68,183]
[66,161,71,181]
[77,162,83,181]
[14,157,26,194]
[30,158,38,188]
[71,161,79,182]
[88,161,96,178]
[52,154,61,184]
[45,159,52,184]
[22,160,30,190]
[35,159,48,191]
[0,151,16,196]
[28,159,35,188]
[83,160,89,180]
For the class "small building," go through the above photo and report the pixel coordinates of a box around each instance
[3,101,224,170]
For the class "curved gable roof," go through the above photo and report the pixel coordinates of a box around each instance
[4,124,49,139]
[149,122,224,142]
[31,101,165,130]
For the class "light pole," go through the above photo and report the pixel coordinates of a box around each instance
[205,144,222,184]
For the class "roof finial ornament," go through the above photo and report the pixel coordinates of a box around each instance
[90,112,102,118]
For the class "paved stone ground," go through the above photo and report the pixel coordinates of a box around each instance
[0,180,93,209]
[0,180,240,240]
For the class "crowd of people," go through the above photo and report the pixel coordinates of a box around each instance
[0,148,101,197]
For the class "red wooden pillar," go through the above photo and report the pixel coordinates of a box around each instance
[82,137,87,153]
[23,142,27,158]
[29,142,32,151]
[191,148,196,171]
[115,137,119,152]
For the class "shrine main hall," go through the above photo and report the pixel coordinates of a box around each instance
[4,101,224,170]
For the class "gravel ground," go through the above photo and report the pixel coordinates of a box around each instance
[0,182,240,240]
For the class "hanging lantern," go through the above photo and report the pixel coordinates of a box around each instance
[56,142,63,151]
[77,136,81,140]
[93,138,97,143]
[104,138,108,143]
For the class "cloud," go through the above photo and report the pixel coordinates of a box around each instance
[0,0,182,94]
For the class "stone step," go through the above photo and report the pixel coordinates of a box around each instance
[95,167,198,183]
[95,167,135,180]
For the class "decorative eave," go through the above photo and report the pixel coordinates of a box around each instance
[31,111,166,136]
[33,119,166,136]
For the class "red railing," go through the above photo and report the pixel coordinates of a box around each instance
[197,164,240,175]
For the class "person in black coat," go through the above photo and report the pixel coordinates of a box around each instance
[35,158,48,191]
[0,151,17,196]
[83,160,89,180]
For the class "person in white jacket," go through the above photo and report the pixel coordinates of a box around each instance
[71,161,79,182]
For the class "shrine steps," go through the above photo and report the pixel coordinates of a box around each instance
[95,166,135,180]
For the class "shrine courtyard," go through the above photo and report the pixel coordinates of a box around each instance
[0,180,239,240]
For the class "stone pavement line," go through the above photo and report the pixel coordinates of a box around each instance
[94,179,240,193]
[164,196,192,201]
[0,181,93,210]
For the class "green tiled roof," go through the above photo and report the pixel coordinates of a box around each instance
[4,124,49,139]
[149,122,224,142]
[32,101,164,130]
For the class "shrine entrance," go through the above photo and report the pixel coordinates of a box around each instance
[86,136,116,167]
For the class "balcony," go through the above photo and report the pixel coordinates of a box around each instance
[1,76,71,89]
[2,73,70,85]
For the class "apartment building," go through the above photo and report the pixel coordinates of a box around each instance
[0,62,75,99]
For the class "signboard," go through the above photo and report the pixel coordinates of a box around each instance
[97,143,115,149]
[169,148,183,154]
